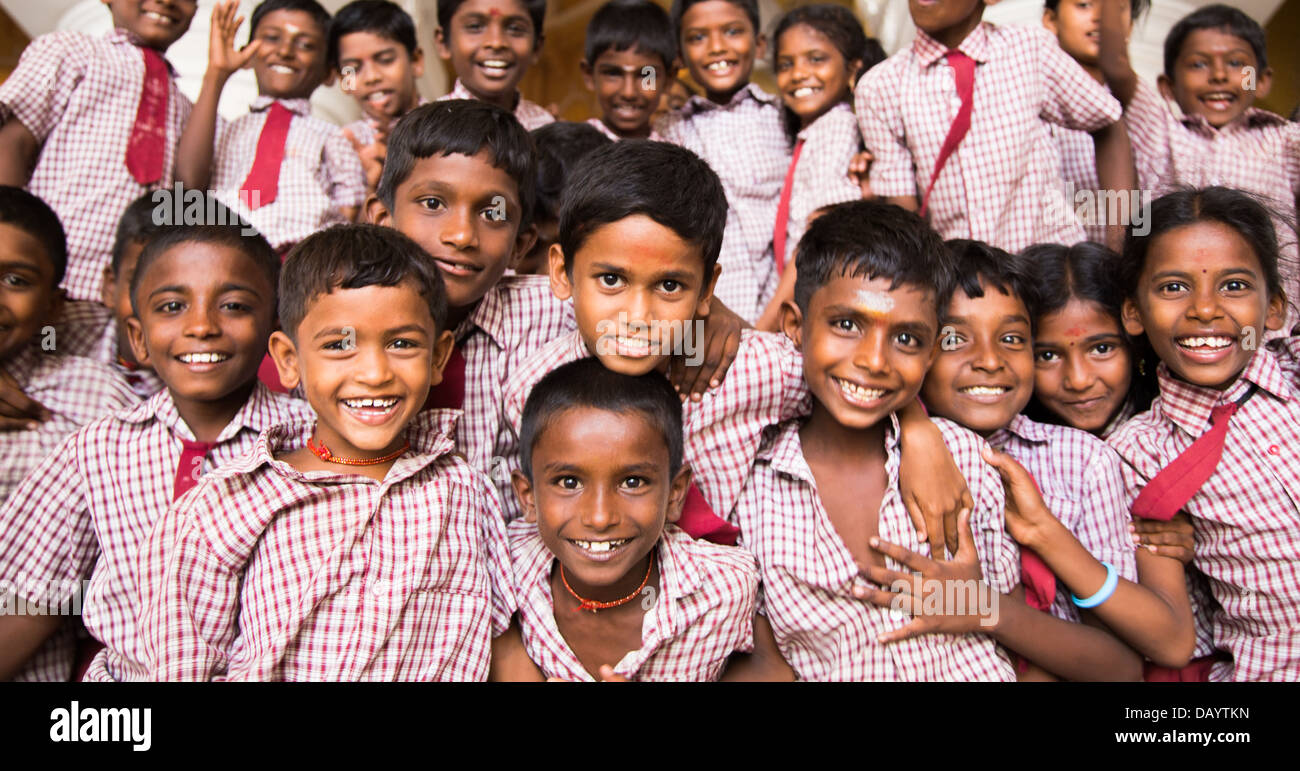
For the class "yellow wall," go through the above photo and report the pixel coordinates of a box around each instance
[1260,0,1299,119]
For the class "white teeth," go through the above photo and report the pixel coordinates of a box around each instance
[270,65,295,74]
[572,539,629,552]
[706,61,733,72]
[1179,336,1234,349]
[144,11,172,24]
[792,87,817,98]
[343,397,398,409]
[179,352,229,364]
[960,386,1009,396]
[367,92,390,103]
[837,379,885,402]
[617,336,653,350]
[481,60,509,68]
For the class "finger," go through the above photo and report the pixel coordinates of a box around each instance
[711,330,741,390]
[853,582,915,613]
[0,383,49,421]
[598,665,629,682]
[868,534,935,574]
[0,415,42,432]
[1130,519,1193,535]
[952,509,977,561]
[343,127,364,154]
[903,497,928,543]
[856,561,915,591]
[877,618,932,644]
[947,492,973,556]
[1146,545,1194,561]
[237,40,266,68]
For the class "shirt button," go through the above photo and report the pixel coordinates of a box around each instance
[1267,444,1281,456]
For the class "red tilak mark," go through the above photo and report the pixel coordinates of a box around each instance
[488,7,501,16]
[1065,326,1086,338]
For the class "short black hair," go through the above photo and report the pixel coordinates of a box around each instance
[279,223,448,340]
[0,186,66,287]
[518,357,684,481]
[793,200,954,316]
[328,0,418,71]
[249,0,331,42]
[131,209,278,316]
[111,194,167,274]
[531,121,612,225]
[377,100,536,228]
[772,4,884,141]
[671,0,759,49]
[943,239,1042,326]
[585,0,676,72]
[1045,0,1149,20]
[1164,3,1266,79]
[438,0,547,44]
[558,140,726,277]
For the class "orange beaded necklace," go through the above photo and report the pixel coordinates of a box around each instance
[560,553,655,613]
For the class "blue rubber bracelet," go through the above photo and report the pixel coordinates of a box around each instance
[1071,561,1118,609]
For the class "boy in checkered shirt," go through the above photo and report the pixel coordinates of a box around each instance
[491,359,758,681]
[0,208,309,682]
[0,0,197,302]
[177,0,365,252]
[580,0,673,143]
[854,0,1127,252]
[139,224,513,681]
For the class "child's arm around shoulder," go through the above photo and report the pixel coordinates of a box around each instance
[0,30,99,185]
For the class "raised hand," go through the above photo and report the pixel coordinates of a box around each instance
[208,0,264,77]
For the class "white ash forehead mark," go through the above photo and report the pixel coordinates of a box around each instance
[856,290,894,315]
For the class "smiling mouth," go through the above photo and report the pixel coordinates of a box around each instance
[570,538,630,553]
[177,352,230,364]
[791,86,820,99]
[959,385,1012,402]
[433,257,483,277]
[611,335,657,357]
[365,90,393,104]
[341,396,402,424]
[1200,92,1238,109]
[143,11,175,25]
[834,377,887,407]
[1176,335,1235,351]
[270,64,297,75]
[705,60,737,74]
[478,60,513,77]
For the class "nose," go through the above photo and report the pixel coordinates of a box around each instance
[1209,57,1229,83]
[580,484,619,531]
[620,71,639,100]
[851,325,890,375]
[1188,283,1222,322]
[362,61,381,85]
[970,336,1005,373]
[791,57,809,83]
[353,342,395,386]
[182,301,220,339]
[707,29,726,55]
[484,20,506,50]
[439,205,477,251]
[1063,353,1094,392]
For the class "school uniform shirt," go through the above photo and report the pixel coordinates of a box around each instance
[987,414,1137,623]
[1108,340,1300,681]
[585,117,663,143]
[734,415,1020,681]
[855,23,1121,252]
[777,103,864,269]
[509,520,757,681]
[1124,79,1300,312]
[658,84,791,323]
[437,80,555,131]
[502,328,809,523]
[0,29,192,301]
[55,300,163,399]
[212,97,365,250]
[339,97,429,147]
[0,382,308,682]
[138,410,515,681]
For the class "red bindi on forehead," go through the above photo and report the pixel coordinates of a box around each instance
[488,7,501,16]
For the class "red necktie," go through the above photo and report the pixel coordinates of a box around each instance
[676,483,740,546]
[919,50,975,219]
[124,46,169,185]
[240,101,294,209]
[772,139,805,275]
[424,345,467,410]
[173,439,214,500]
[1130,387,1254,521]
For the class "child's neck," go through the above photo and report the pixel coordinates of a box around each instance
[705,81,749,106]
[925,11,985,51]
[465,82,520,113]
[446,300,477,331]
[172,381,256,444]
[799,401,889,465]
[603,118,652,140]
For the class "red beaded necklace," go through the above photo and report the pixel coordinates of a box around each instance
[560,553,655,613]
[306,434,409,466]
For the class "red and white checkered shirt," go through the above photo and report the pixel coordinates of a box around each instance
[138,410,515,681]
[437,80,555,131]
[0,382,306,682]
[509,520,757,681]
[1107,338,1300,681]
[584,117,663,143]
[988,414,1136,623]
[734,415,1020,681]
[55,300,162,399]
[855,23,1121,252]
[779,102,864,269]
[1047,123,1111,244]
[658,84,791,322]
[1124,79,1300,308]
[0,29,192,301]
[502,328,808,522]
[211,97,365,250]
[340,97,429,147]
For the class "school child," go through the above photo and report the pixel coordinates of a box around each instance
[580,0,675,141]
[0,212,307,682]
[1109,186,1300,681]
[329,0,428,199]
[658,0,791,323]
[0,0,197,302]
[177,0,366,251]
[917,238,1194,679]
[1098,0,1300,317]
[854,0,1126,252]
[756,3,884,331]
[493,359,758,681]
[524,121,612,275]
[138,224,513,681]
[434,0,555,130]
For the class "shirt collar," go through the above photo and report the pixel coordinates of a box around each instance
[0,345,43,384]
[121,381,309,442]
[680,82,779,117]
[987,413,1053,450]
[758,413,902,484]
[455,281,511,347]
[249,96,312,117]
[1156,348,1294,437]
[913,21,992,69]
[107,28,179,76]
[796,102,853,142]
[1178,105,1289,135]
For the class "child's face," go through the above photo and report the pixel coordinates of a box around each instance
[338,31,424,124]
[1033,297,1132,434]
[1160,27,1271,129]
[512,406,690,599]
[783,274,939,431]
[678,1,763,103]
[922,282,1035,435]
[101,239,147,368]
[1043,0,1129,66]
[369,150,526,315]
[0,224,60,362]
[269,282,454,462]
[775,24,857,127]
[582,47,667,138]
[908,0,986,46]
[103,0,197,50]
[435,0,540,104]
[1122,221,1286,391]
[251,9,331,100]
[126,241,275,406]
[549,214,718,377]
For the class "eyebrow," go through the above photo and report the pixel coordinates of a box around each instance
[1150,267,1259,282]
[1036,332,1121,347]
[0,260,41,272]
[588,261,697,282]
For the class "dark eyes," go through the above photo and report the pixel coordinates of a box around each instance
[1036,349,1059,363]
[556,476,580,490]
[156,300,183,313]
[598,273,622,288]
[0,273,32,288]
[419,197,444,211]
[622,476,648,490]
[660,280,682,293]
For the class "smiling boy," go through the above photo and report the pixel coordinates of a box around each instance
[581,0,675,141]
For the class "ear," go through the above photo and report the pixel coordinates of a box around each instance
[512,470,538,523]
[1041,9,1059,35]
[266,330,303,391]
[1253,66,1273,101]
[754,32,768,63]
[365,194,391,226]
[434,27,451,61]
[428,328,456,387]
[411,47,425,78]
[580,59,595,92]
[125,315,151,367]
[101,265,117,308]
[780,299,805,350]
[1157,73,1175,102]
[512,222,539,270]
[1121,297,1146,337]
[665,463,693,525]
[695,263,722,319]
[1265,290,1287,332]
[547,242,574,301]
